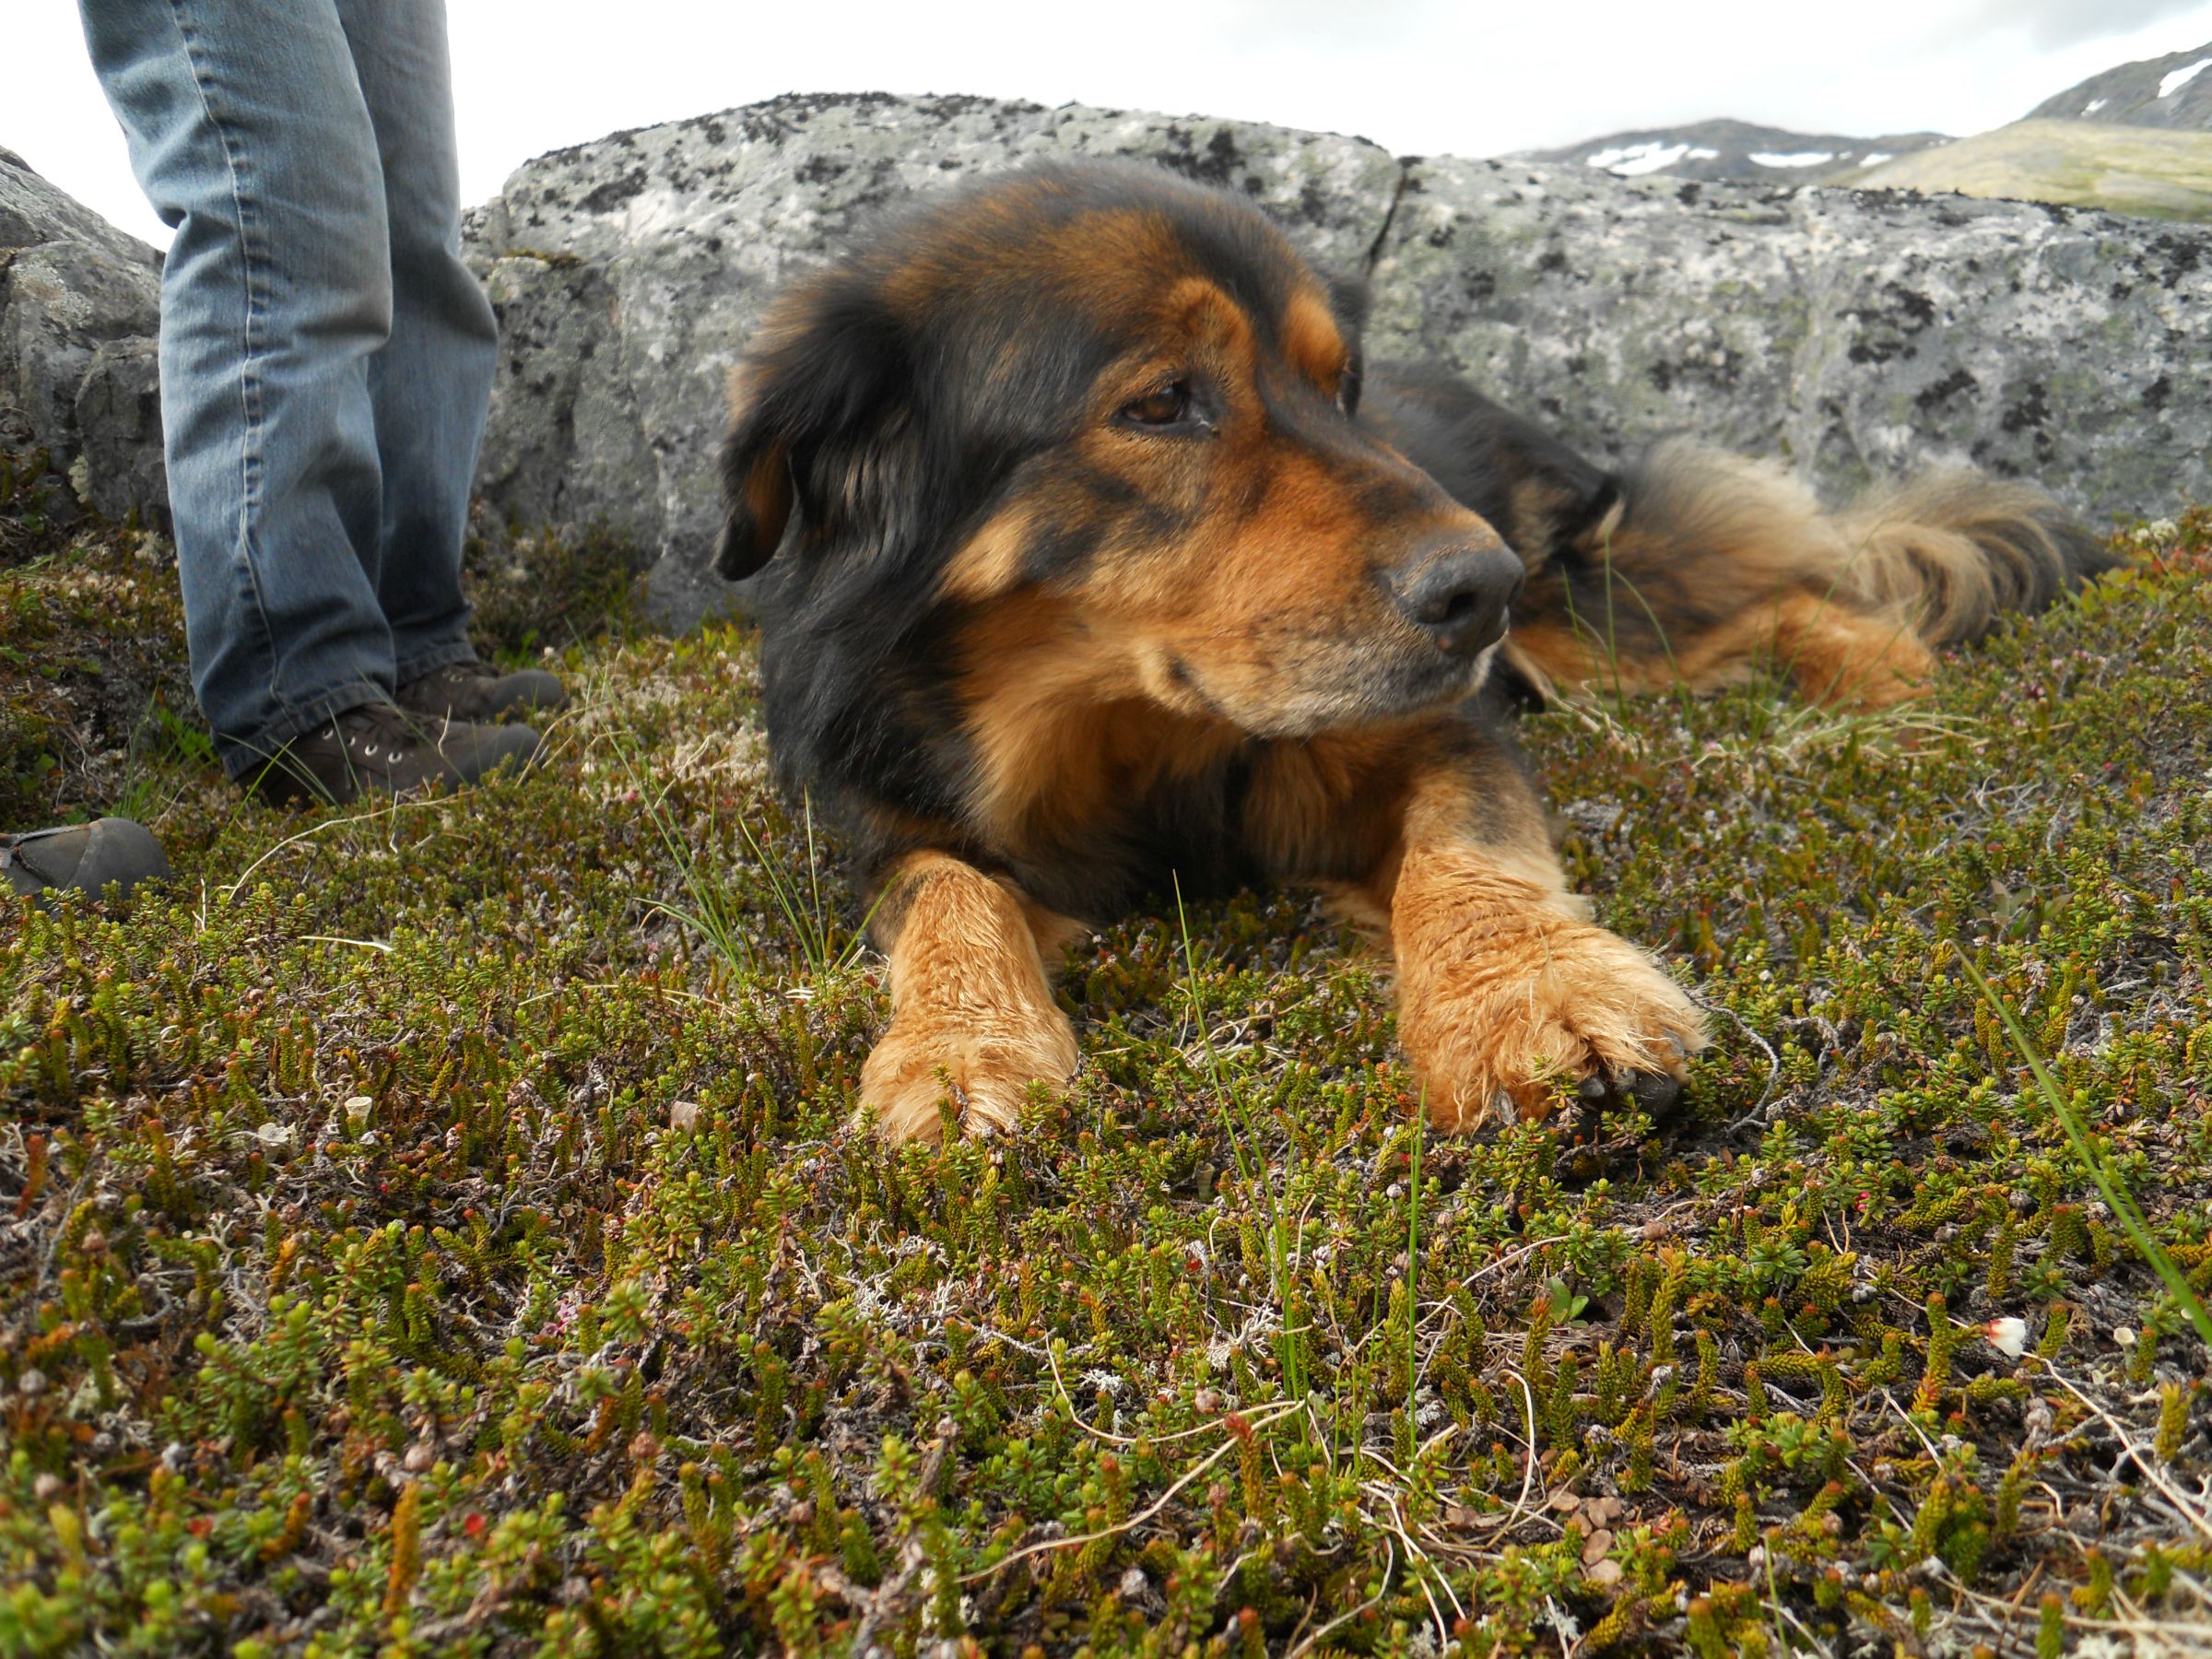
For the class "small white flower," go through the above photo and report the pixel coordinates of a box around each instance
[1985,1317,2029,1359]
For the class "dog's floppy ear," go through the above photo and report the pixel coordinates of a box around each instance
[713,392,795,582]
[1324,269,1371,333]
[1323,270,1371,418]
[714,279,933,584]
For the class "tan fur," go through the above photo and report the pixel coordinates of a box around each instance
[1832,469,2091,644]
[1280,287,1347,393]
[1505,475,1581,561]
[1377,775,1704,1128]
[954,593,1244,853]
[861,851,1080,1144]
[1770,594,1937,707]
[942,505,1037,602]
[1507,441,2080,707]
[1243,725,1418,879]
[1509,593,1936,707]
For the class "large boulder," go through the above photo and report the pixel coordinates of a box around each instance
[461,94,1398,628]
[464,93,2212,630]
[1369,156,2210,521]
[0,148,165,524]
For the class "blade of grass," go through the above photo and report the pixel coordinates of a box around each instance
[1407,1086,1424,1406]
[613,735,759,978]
[610,722,879,977]
[1952,943,2212,1352]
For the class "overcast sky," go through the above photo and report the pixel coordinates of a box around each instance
[14,0,2212,248]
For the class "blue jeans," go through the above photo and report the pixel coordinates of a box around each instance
[81,0,497,779]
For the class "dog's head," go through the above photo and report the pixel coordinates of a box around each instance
[717,160,1520,738]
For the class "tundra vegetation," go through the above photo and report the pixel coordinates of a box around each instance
[4,452,2210,1655]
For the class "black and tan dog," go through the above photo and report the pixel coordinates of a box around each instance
[713,160,2107,1145]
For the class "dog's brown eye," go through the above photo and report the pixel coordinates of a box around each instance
[1119,382,1192,428]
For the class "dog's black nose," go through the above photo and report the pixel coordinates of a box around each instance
[1385,539,1524,657]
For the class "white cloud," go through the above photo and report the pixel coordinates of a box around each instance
[1952,0,2209,49]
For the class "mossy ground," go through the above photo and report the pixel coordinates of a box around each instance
[4,471,2210,1657]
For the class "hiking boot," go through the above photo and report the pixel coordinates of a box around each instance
[395,658,568,724]
[4,818,171,905]
[248,700,540,807]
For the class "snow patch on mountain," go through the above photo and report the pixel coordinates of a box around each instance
[1584,140,1721,176]
[1521,119,1948,184]
[2158,59,2210,100]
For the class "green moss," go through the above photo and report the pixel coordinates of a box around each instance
[2,493,2209,1653]
[461,517,650,663]
[0,462,199,830]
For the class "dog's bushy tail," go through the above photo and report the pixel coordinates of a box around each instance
[1828,468,2112,645]
[1503,440,2117,709]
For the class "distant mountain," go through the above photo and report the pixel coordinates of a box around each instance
[2028,38,2212,129]
[1518,118,1949,185]
[1855,119,2212,221]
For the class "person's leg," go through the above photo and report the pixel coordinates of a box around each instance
[79,0,398,782]
[335,0,499,686]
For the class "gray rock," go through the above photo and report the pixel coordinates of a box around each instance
[467,94,2210,630]
[1367,158,2212,522]
[72,335,165,524]
[0,149,165,523]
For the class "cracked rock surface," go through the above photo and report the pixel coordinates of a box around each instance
[0,148,164,525]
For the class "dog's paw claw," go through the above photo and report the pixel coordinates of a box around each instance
[1402,920,1705,1133]
[859,1013,1077,1146]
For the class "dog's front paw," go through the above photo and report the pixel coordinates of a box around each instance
[1398,918,1705,1131]
[858,1005,1078,1145]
